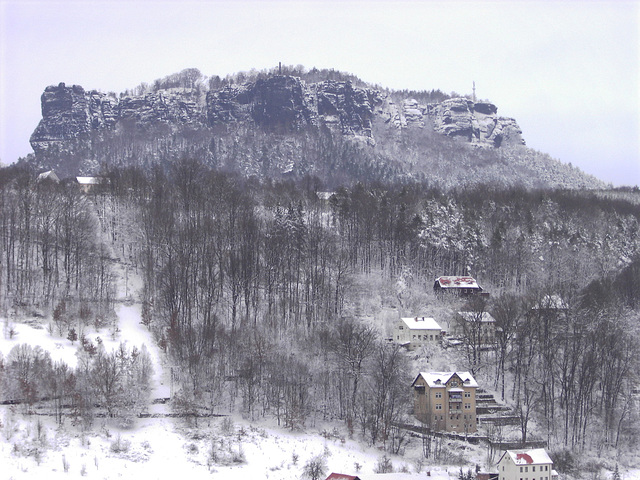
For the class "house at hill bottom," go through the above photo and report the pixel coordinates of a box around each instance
[496,448,558,480]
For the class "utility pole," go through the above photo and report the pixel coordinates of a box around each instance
[279,62,282,75]
[472,81,476,102]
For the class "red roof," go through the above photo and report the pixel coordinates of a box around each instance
[326,474,360,480]
[516,453,534,464]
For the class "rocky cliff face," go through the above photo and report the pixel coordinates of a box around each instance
[30,75,523,163]
[30,83,116,155]
[26,75,603,189]
[206,76,379,139]
[30,82,205,157]
[427,98,523,147]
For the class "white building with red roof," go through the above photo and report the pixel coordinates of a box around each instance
[497,448,558,480]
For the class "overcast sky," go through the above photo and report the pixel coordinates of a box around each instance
[1,0,638,186]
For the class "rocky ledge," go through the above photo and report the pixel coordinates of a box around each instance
[29,75,524,158]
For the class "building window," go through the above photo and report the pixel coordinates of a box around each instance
[397,336,400,340]
[520,467,523,473]
[436,392,442,398]
[413,335,416,339]
[533,467,536,472]
[435,404,442,410]
[525,467,528,472]
[465,392,471,398]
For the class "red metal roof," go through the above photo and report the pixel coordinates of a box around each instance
[516,453,534,464]
[325,474,360,480]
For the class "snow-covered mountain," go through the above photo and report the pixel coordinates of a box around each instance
[25,68,604,189]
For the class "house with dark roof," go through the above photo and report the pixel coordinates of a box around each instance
[434,276,484,296]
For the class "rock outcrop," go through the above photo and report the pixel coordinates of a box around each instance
[427,98,524,147]
[30,75,524,161]
[206,76,378,139]
[30,83,205,156]
[26,72,539,185]
[30,83,117,155]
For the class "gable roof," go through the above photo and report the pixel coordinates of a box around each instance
[37,170,60,183]
[498,448,553,466]
[532,295,567,310]
[435,276,481,289]
[400,317,442,330]
[326,474,360,480]
[412,371,478,388]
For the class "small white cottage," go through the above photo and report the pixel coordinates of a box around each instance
[394,316,442,350]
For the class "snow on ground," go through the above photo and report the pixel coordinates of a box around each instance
[3,261,640,479]
[0,259,169,401]
[110,260,169,401]
[0,411,461,480]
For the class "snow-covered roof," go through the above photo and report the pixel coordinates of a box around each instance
[502,448,553,465]
[435,276,481,289]
[457,312,496,323]
[400,317,442,330]
[532,295,567,310]
[316,191,335,200]
[414,371,478,388]
[37,170,60,182]
[76,176,103,185]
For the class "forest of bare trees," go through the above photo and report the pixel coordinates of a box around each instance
[0,162,639,456]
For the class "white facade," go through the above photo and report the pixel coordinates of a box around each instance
[497,449,557,480]
[394,317,442,350]
[453,311,497,343]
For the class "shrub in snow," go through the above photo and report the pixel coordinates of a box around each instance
[109,434,130,454]
[302,454,327,480]
[374,454,394,474]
